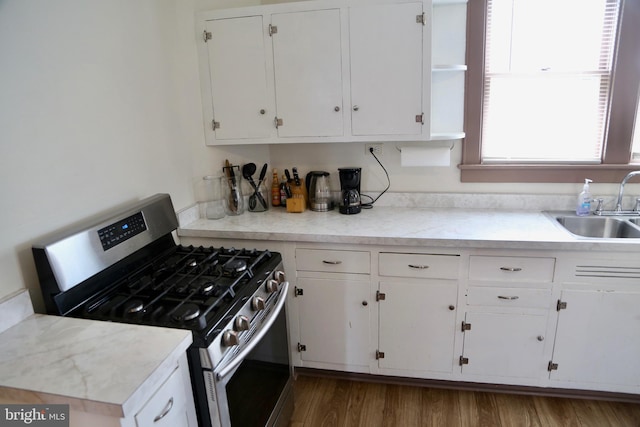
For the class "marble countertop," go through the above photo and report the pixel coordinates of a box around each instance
[178,206,640,252]
[0,313,192,418]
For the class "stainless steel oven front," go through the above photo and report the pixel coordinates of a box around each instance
[189,278,293,427]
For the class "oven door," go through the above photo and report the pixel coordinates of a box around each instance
[212,283,293,427]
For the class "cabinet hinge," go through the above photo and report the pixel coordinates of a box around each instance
[203,30,212,42]
[212,120,220,130]
[376,350,385,359]
[461,321,471,332]
[376,291,386,301]
[269,24,278,36]
[557,300,567,311]
[297,343,306,352]
[416,13,425,25]
[274,117,283,129]
[548,361,558,371]
[294,286,303,297]
[459,356,469,366]
[415,113,424,124]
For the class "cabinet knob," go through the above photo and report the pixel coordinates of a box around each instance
[353,105,359,111]
[260,109,266,115]
[334,106,340,112]
[448,305,455,311]
[362,301,368,306]
[537,335,544,342]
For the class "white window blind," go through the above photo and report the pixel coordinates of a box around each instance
[481,0,621,164]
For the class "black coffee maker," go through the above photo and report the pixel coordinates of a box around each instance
[338,167,362,214]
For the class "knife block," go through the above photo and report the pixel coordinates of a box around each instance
[286,195,306,213]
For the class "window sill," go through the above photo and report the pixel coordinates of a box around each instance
[458,163,640,183]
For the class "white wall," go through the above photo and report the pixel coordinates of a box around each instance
[0,0,208,309]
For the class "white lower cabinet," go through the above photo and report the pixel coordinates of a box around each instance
[459,311,549,380]
[378,279,457,373]
[296,276,371,368]
[181,235,640,396]
[460,255,555,383]
[549,256,640,394]
[294,248,372,371]
[376,252,460,375]
[134,357,195,427]
[550,289,640,392]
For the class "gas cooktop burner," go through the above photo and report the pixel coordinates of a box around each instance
[172,303,200,322]
[223,259,247,274]
[201,281,215,293]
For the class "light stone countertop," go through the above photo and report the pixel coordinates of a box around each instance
[0,312,192,418]
[178,206,640,252]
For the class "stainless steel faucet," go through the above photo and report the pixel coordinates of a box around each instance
[615,170,640,212]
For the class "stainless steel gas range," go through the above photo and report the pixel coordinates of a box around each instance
[32,194,293,427]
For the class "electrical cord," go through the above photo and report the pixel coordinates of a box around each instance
[360,147,390,209]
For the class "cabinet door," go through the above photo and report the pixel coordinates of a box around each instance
[461,312,548,379]
[378,280,457,373]
[135,362,193,427]
[271,9,344,137]
[297,277,370,367]
[550,290,640,388]
[205,16,273,141]
[349,2,424,136]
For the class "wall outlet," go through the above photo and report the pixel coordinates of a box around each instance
[365,143,383,156]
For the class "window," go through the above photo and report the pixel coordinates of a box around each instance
[461,0,640,182]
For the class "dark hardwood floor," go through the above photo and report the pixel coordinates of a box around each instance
[290,374,640,426]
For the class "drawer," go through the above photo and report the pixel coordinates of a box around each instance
[135,364,189,427]
[296,249,370,274]
[468,256,555,283]
[379,252,460,279]
[467,287,552,309]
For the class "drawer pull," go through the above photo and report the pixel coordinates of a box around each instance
[408,264,429,269]
[153,397,174,422]
[499,267,522,272]
[322,260,342,265]
[497,295,519,300]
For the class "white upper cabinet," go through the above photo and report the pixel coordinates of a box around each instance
[349,2,425,136]
[197,0,453,145]
[271,9,344,138]
[204,16,274,141]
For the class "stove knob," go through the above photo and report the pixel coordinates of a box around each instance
[234,315,250,332]
[251,296,265,311]
[274,270,286,283]
[222,330,239,347]
[265,279,279,293]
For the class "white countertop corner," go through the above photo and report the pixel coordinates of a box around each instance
[0,314,192,418]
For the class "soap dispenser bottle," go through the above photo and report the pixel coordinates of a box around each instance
[576,179,593,216]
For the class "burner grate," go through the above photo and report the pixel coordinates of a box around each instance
[77,245,278,343]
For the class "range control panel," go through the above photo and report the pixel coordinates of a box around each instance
[98,211,147,251]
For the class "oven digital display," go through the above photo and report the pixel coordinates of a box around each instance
[98,212,147,251]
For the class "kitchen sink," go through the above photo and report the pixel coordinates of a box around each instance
[554,215,640,238]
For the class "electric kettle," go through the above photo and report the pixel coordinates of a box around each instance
[305,171,333,211]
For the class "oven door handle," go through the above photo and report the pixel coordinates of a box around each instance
[215,281,289,381]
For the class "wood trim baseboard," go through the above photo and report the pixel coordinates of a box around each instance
[293,367,640,404]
